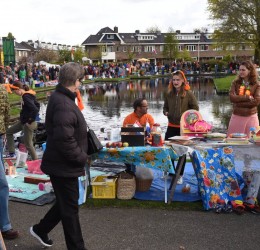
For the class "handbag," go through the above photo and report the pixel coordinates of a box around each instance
[87,126,103,155]
[189,120,212,132]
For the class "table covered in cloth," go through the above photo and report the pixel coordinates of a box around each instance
[98,146,179,173]
[97,146,181,203]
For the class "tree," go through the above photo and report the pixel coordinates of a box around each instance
[145,26,161,33]
[58,48,71,63]
[35,48,58,63]
[207,0,260,64]
[163,27,179,62]
[178,49,192,62]
[7,32,15,39]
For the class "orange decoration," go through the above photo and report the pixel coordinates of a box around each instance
[239,85,245,95]
[245,88,251,96]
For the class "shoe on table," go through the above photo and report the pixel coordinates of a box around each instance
[2,229,19,240]
[30,226,53,247]
[177,176,183,185]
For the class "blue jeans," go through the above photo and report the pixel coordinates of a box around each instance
[0,135,12,232]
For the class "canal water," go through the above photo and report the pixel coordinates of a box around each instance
[39,76,232,135]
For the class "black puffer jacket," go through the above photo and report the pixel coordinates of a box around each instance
[41,84,88,177]
[20,90,40,124]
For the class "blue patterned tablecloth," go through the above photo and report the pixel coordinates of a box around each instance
[98,146,179,172]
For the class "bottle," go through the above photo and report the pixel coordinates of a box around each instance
[151,123,163,146]
[145,120,151,137]
[249,127,256,142]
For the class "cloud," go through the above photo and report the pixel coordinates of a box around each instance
[1,0,212,45]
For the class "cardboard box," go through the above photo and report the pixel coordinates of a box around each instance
[121,127,145,146]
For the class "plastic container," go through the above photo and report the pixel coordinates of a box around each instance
[27,159,44,175]
[91,176,117,199]
[42,142,46,151]
[151,123,163,146]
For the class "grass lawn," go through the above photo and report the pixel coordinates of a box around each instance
[213,75,236,92]
[84,198,203,211]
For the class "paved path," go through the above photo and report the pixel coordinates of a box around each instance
[4,201,260,250]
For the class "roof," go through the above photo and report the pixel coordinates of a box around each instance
[81,27,212,46]
[15,42,31,51]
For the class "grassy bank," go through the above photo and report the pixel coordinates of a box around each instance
[213,75,236,93]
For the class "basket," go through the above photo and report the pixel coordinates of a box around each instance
[136,178,153,192]
[117,172,136,200]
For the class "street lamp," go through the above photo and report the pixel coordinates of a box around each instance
[198,41,200,62]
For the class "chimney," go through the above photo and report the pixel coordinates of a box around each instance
[135,30,140,34]
[176,30,181,34]
[114,26,118,33]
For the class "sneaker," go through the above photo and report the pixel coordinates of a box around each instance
[30,226,53,247]
[177,176,183,185]
[2,229,19,240]
[4,152,16,159]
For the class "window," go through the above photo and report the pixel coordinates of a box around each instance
[132,46,141,52]
[107,34,114,39]
[178,45,182,51]
[186,45,196,51]
[160,45,164,51]
[19,51,21,56]
[226,45,235,50]
[144,46,155,52]
[123,46,127,52]
[116,46,120,52]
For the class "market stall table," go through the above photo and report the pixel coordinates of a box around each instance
[94,146,187,203]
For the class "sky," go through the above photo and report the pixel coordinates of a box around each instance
[1,0,213,46]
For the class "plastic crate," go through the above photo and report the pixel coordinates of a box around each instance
[91,176,117,199]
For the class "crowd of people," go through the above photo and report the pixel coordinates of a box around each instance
[0,63,60,87]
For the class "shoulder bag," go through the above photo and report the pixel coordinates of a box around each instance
[87,125,103,155]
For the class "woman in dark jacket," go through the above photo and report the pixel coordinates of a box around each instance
[6,81,40,159]
[30,62,88,250]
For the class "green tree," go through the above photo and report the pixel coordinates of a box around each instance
[163,27,179,62]
[58,47,71,63]
[207,0,260,64]
[178,49,192,62]
[7,32,15,39]
[73,47,89,63]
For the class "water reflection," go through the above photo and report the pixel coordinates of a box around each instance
[82,77,232,133]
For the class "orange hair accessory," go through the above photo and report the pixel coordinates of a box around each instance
[76,89,84,111]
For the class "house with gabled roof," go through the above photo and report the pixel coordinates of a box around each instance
[81,26,254,64]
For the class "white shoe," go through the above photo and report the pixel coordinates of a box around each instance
[177,176,183,185]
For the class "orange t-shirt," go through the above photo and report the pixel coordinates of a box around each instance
[123,112,155,128]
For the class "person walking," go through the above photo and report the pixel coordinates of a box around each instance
[0,84,19,240]
[163,70,199,184]
[6,81,40,160]
[30,62,88,249]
